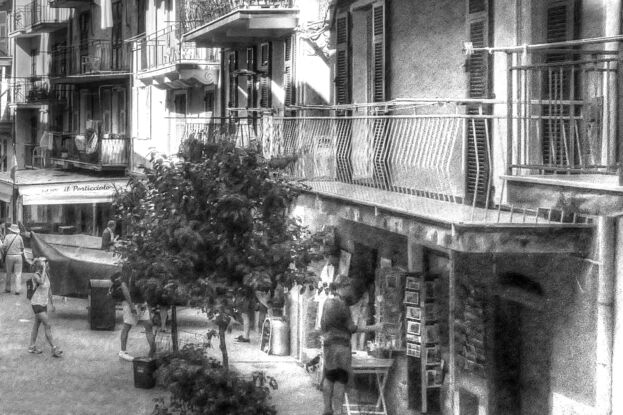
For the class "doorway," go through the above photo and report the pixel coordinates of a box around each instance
[494,297,551,415]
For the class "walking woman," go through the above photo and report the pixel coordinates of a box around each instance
[28,257,63,357]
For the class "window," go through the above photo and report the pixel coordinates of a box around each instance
[247,47,256,108]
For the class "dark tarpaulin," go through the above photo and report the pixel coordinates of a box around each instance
[30,232,120,297]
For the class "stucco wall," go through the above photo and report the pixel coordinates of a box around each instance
[388,0,466,100]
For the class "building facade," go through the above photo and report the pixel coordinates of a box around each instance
[184,1,623,415]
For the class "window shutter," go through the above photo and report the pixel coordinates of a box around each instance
[247,47,256,108]
[465,0,491,205]
[258,42,271,109]
[372,1,385,103]
[335,11,350,105]
[228,51,238,108]
[542,1,576,167]
[284,36,295,107]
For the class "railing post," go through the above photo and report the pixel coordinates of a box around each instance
[506,51,513,178]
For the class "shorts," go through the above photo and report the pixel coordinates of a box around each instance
[324,368,349,384]
[32,304,47,314]
[122,301,150,325]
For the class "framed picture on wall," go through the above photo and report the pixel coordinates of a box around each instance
[406,306,421,320]
[406,333,421,343]
[425,281,436,299]
[404,290,419,305]
[407,320,421,335]
[406,343,421,358]
[406,276,420,291]
[338,250,351,277]
[425,324,440,343]
[426,346,440,363]
[425,303,437,320]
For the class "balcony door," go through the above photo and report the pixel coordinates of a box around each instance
[111,1,123,70]
[171,90,187,154]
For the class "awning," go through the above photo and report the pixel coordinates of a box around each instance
[20,179,129,205]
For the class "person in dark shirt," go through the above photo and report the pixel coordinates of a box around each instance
[101,220,117,251]
[320,274,383,415]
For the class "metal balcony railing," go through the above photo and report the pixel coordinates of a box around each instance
[51,40,131,76]
[498,42,622,176]
[181,0,294,33]
[168,115,265,152]
[11,0,70,33]
[9,77,51,104]
[51,132,129,167]
[135,25,219,72]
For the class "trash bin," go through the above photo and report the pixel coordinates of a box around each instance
[133,357,156,389]
[88,279,115,331]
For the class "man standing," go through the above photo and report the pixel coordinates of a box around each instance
[320,274,383,415]
[4,224,24,295]
[117,273,156,361]
[101,220,117,251]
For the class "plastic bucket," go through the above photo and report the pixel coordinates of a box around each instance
[133,357,156,389]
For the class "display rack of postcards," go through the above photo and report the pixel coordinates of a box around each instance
[374,266,406,352]
[405,273,441,413]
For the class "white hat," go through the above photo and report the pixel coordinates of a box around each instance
[8,224,20,234]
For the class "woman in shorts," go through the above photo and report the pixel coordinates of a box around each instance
[28,257,63,357]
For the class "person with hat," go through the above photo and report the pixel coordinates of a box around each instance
[320,274,384,415]
[3,223,25,295]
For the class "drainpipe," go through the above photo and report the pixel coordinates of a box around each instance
[604,0,622,184]
[612,213,623,415]
[597,216,615,415]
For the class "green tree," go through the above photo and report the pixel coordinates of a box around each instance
[112,139,323,368]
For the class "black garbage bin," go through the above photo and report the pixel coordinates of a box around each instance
[88,279,115,330]
[133,357,156,389]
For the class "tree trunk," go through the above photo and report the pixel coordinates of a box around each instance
[218,323,229,370]
[171,305,179,352]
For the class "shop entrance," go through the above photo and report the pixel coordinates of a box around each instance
[494,294,551,415]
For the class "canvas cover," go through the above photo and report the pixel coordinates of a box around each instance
[30,232,120,297]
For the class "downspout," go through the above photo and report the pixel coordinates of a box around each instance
[613,213,623,415]
[597,216,615,415]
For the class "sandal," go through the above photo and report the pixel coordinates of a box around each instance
[52,346,63,358]
[28,345,43,354]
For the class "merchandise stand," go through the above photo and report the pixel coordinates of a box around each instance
[343,355,394,415]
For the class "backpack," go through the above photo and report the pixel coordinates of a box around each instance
[26,277,38,300]
[108,275,124,301]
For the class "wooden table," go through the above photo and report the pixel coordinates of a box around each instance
[344,355,394,415]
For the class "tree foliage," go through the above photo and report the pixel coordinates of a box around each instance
[113,139,324,365]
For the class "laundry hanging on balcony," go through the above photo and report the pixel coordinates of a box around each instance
[96,0,113,30]
[74,129,99,155]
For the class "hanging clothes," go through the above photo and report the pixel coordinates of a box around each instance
[97,0,113,30]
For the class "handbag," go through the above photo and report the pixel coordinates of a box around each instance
[1,236,16,265]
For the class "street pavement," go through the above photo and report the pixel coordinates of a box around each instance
[0,274,321,415]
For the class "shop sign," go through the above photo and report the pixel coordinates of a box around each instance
[21,181,128,205]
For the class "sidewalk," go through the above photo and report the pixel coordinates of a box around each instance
[0,275,320,415]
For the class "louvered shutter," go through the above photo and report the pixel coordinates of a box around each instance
[247,47,256,108]
[542,2,575,168]
[228,51,238,108]
[372,2,385,103]
[284,36,295,107]
[335,11,350,105]
[465,0,491,205]
[259,42,271,108]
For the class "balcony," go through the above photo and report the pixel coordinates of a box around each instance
[10,0,70,37]
[50,39,131,82]
[499,44,623,212]
[9,77,73,107]
[182,0,298,47]
[135,25,219,88]
[49,133,129,171]
[48,0,90,8]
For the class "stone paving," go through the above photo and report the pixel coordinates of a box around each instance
[0,275,321,415]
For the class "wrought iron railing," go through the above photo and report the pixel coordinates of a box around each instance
[11,0,70,33]
[169,115,265,151]
[505,47,620,175]
[51,39,131,76]
[50,133,129,167]
[181,0,294,33]
[9,77,51,104]
[135,25,219,72]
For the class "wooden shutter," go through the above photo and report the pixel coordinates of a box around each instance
[247,47,256,108]
[542,1,576,167]
[372,1,385,103]
[465,0,491,205]
[284,36,295,107]
[335,11,350,105]
[259,42,271,108]
[228,51,238,108]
